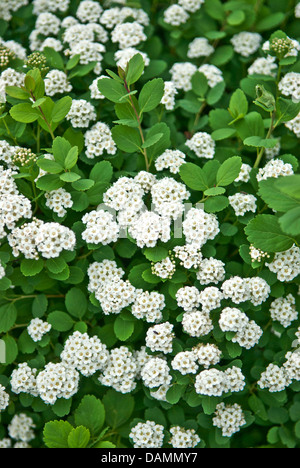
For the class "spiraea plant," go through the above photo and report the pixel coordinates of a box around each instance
[0,0,300,450]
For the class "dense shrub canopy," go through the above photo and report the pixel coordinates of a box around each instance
[0,0,300,449]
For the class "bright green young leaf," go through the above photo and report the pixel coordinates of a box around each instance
[138,78,165,114]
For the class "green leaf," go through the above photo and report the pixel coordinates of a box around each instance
[258,178,300,212]
[279,207,300,236]
[52,398,72,418]
[71,179,94,191]
[89,160,113,185]
[211,128,236,141]
[113,316,135,341]
[68,426,90,449]
[36,174,64,191]
[256,12,286,32]
[138,78,165,114]
[227,9,245,26]
[248,395,268,421]
[97,77,127,103]
[276,98,300,124]
[20,258,44,276]
[111,125,141,153]
[64,146,78,170]
[244,136,279,148]
[5,86,29,100]
[51,96,72,123]
[36,158,63,174]
[206,81,225,106]
[47,311,74,332]
[145,122,170,160]
[65,287,87,319]
[229,89,248,121]
[74,395,105,437]
[204,195,229,213]
[60,172,81,182]
[52,136,72,166]
[43,47,65,70]
[46,257,67,274]
[43,420,73,448]
[32,294,48,318]
[125,53,145,86]
[166,384,187,405]
[10,103,39,123]
[142,132,163,149]
[0,303,17,333]
[204,187,226,196]
[2,335,18,364]
[245,214,296,252]
[144,246,168,262]
[179,162,208,191]
[275,175,300,200]
[103,390,134,429]
[191,72,209,97]
[216,156,242,186]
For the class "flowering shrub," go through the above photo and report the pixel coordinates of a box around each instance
[0,0,300,450]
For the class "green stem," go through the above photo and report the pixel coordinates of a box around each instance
[123,79,150,172]
[192,101,207,135]
[30,91,55,140]
[253,111,276,169]
[2,116,18,145]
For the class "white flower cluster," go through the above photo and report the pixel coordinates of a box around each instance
[178,0,204,12]
[249,245,270,263]
[66,99,97,128]
[229,193,257,217]
[256,158,294,181]
[213,403,246,437]
[96,277,137,315]
[111,21,147,49]
[36,362,80,404]
[176,286,201,312]
[221,276,270,306]
[81,209,120,245]
[183,207,219,247]
[10,363,38,397]
[27,318,51,342]
[265,140,281,160]
[182,310,213,338]
[44,69,72,96]
[151,256,176,280]
[296,3,300,18]
[194,343,222,369]
[219,307,263,349]
[196,258,226,285]
[89,75,107,99]
[0,384,9,412]
[35,11,61,36]
[164,5,189,26]
[0,263,5,280]
[235,163,252,183]
[171,351,198,375]
[76,0,102,23]
[129,420,164,448]
[258,363,289,393]
[174,243,203,269]
[60,331,109,377]
[169,426,200,448]
[155,149,185,174]
[32,0,70,15]
[198,64,224,88]
[146,322,174,354]
[231,32,262,57]
[186,132,215,159]
[285,111,300,137]
[161,81,178,111]
[195,366,245,396]
[188,37,214,58]
[129,211,171,248]
[266,245,300,282]
[279,72,300,101]
[104,176,145,221]
[0,166,32,240]
[8,414,35,443]
[0,0,28,21]
[131,290,165,323]
[45,187,73,217]
[84,122,117,158]
[0,67,25,87]
[262,37,300,58]
[248,56,278,77]
[269,294,298,328]
[151,177,190,220]
[141,356,172,389]
[199,286,223,312]
[169,62,197,91]
[8,219,76,259]
[99,346,138,394]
